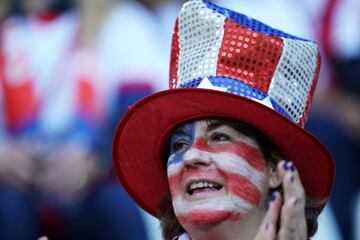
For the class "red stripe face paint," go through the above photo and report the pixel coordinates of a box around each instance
[177,210,240,226]
[169,169,261,206]
[167,119,268,226]
[192,137,266,171]
[226,172,261,206]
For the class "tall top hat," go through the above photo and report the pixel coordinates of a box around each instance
[113,0,335,217]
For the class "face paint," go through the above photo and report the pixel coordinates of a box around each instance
[168,122,195,166]
[167,119,267,226]
[177,210,240,225]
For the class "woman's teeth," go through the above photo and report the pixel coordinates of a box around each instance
[188,181,222,194]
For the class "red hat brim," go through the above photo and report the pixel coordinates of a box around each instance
[113,88,335,217]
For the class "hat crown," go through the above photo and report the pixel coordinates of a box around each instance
[169,0,321,127]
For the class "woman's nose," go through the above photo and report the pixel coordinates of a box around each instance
[183,147,212,168]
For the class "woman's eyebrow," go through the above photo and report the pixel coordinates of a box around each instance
[206,120,224,132]
[171,126,189,138]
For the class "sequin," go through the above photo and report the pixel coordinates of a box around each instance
[169,0,321,127]
[180,77,292,121]
[268,39,318,124]
[169,19,180,89]
[177,0,226,86]
[217,19,283,93]
[203,0,310,41]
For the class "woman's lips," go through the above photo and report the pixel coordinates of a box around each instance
[171,169,225,199]
[187,180,223,195]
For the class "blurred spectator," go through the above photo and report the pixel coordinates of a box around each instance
[0,0,160,239]
[0,2,40,239]
[305,0,360,239]
[136,0,181,74]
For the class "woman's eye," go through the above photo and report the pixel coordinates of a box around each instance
[210,132,231,142]
[173,140,189,153]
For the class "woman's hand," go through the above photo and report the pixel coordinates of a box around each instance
[254,160,307,240]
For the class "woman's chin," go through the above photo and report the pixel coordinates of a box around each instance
[177,210,241,226]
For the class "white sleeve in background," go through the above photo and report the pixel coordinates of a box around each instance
[330,0,360,59]
[355,193,360,240]
[99,1,169,92]
[139,209,162,240]
[312,204,343,240]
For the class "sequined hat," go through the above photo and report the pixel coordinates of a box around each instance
[113,0,335,217]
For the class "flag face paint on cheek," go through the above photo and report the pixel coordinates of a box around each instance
[167,120,267,226]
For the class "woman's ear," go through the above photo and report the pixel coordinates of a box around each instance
[268,162,281,188]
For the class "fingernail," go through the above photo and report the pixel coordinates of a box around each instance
[290,162,296,172]
[293,198,298,206]
[282,161,289,170]
[271,192,277,202]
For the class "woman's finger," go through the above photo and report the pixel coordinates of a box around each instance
[254,191,283,240]
[277,160,307,239]
[278,196,307,239]
[277,161,306,209]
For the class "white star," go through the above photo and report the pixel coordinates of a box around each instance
[251,96,274,110]
[197,77,227,92]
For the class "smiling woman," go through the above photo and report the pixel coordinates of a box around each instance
[159,118,323,239]
[112,0,335,239]
[166,119,271,230]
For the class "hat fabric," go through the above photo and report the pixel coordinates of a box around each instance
[113,0,335,217]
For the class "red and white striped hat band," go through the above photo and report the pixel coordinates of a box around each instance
[169,0,320,127]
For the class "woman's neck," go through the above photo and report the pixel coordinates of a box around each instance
[184,208,265,240]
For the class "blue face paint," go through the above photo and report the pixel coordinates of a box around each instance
[167,122,195,166]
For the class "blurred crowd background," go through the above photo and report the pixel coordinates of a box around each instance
[0,0,358,239]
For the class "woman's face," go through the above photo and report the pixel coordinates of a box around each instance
[167,119,270,226]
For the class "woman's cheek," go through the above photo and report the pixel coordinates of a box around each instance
[168,173,182,198]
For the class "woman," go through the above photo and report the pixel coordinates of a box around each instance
[112,0,335,239]
[161,117,321,239]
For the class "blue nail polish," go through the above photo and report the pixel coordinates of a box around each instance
[271,192,276,201]
[290,162,296,172]
[283,161,289,170]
